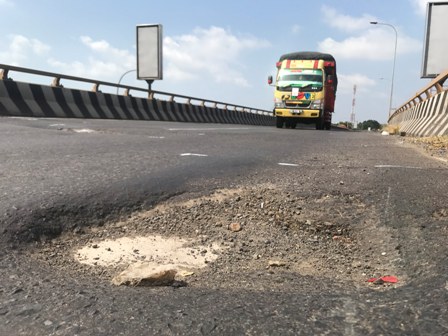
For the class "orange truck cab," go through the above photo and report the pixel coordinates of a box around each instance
[268,52,337,130]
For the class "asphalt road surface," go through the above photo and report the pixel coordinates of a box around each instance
[0,117,447,335]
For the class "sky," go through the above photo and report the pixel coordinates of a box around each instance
[0,0,444,124]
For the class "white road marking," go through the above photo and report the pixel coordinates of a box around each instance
[375,165,422,169]
[384,186,392,223]
[180,153,208,157]
[148,136,165,139]
[49,124,65,127]
[278,163,299,167]
[73,129,96,133]
[343,298,358,336]
[168,127,250,131]
[8,117,38,121]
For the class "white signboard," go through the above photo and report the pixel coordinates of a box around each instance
[136,24,163,80]
[421,2,448,78]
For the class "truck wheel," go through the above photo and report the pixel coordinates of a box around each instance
[276,117,284,128]
[316,113,325,130]
[324,122,332,130]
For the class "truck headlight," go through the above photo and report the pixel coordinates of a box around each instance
[274,98,285,108]
[311,99,323,109]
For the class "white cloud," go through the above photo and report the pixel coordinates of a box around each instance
[163,26,270,87]
[0,34,50,65]
[410,0,446,16]
[321,5,375,32]
[44,27,270,88]
[318,7,421,61]
[81,36,110,52]
[337,73,376,94]
[48,36,135,80]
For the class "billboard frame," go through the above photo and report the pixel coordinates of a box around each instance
[421,2,448,78]
[136,24,163,81]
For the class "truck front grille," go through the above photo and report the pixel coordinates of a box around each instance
[285,100,311,108]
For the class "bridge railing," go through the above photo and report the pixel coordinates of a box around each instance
[388,69,448,136]
[389,70,448,121]
[0,63,272,116]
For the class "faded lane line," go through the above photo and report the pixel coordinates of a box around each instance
[168,127,250,131]
[180,153,208,157]
[73,129,96,133]
[343,298,358,336]
[384,186,392,224]
[278,163,299,167]
[8,117,39,121]
[375,165,423,169]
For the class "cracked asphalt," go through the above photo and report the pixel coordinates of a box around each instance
[0,117,447,335]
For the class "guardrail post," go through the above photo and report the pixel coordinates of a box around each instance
[124,89,131,96]
[148,91,154,100]
[169,96,175,102]
[51,77,62,87]
[92,83,101,92]
[435,83,443,94]
[201,101,205,107]
[0,69,9,80]
[186,99,191,105]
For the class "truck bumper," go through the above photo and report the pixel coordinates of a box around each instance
[275,108,321,119]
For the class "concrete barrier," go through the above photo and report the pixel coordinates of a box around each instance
[389,70,448,136]
[0,76,275,127]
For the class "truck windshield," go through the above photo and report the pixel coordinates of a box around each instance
[277,69,323,92]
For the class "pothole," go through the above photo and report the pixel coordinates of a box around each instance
[76,235,221,268]
[74,235,222,286]
[32,185,404,290]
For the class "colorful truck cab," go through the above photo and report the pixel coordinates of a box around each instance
[268,52,337,130]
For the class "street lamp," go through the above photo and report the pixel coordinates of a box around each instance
[116,69,136,95]
[370,21,397,117]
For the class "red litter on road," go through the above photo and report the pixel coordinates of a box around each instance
[367,276,398,284]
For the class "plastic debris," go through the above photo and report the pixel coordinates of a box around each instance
[367,275,398,284]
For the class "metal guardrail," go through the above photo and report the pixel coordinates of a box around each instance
[0,63,272,116]
[389,69,448,122]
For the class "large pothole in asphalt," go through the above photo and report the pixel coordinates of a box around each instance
[32,185,404,290]
[76,235,221,269]
[75,235,222,286]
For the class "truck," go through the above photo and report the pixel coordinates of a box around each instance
[268,52,337,130]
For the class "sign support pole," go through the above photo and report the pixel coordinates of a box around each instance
[146,79,154,91]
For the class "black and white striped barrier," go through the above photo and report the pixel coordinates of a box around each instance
[0,80,275,126]
[389,70,448,137]
[390,90,448,136]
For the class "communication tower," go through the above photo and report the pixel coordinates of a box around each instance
[350,84,357,128]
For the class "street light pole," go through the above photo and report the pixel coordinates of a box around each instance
[370,21,398,117]
[117,69,136,95]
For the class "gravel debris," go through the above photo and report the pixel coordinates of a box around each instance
[31,184,403,290]
[402,135,448,161]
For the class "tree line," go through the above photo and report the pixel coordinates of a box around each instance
[338,120,383,130]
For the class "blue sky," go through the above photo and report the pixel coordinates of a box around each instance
[0,0,442,124]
